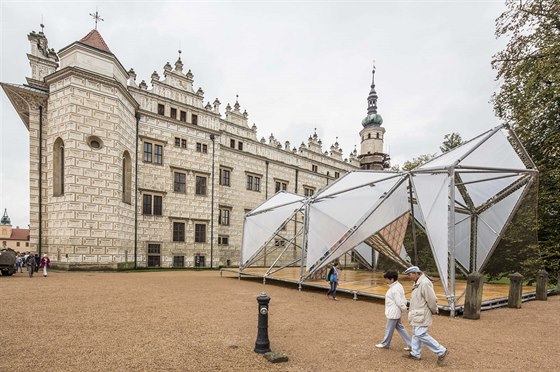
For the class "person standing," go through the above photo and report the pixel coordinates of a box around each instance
[326,262,340,301]
[375,271,411,350]
[25,254,36,278]
[40,254,51,277]
[34,254,40,273]
[403,266,448,365]
[16,254,23,273]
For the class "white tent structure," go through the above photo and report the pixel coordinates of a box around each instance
[239,124,537,315]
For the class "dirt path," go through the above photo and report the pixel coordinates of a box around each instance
[1,270,558,371]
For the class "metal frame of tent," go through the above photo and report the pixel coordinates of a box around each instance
[238,124,538,317]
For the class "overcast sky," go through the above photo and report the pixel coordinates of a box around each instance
[1,0,507,227]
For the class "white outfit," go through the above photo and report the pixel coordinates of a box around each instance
[378,281,411,348]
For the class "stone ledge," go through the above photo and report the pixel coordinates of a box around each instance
[51,262,118,271]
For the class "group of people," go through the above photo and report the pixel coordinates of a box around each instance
[326,263,449,365]
[15,252,50,277]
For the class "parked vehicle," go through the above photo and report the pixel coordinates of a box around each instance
[0,248,17,276]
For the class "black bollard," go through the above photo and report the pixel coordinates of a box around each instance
[254,292,271,354]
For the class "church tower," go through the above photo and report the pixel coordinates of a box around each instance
[358,64,389,170]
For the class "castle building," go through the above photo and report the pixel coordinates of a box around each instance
[1,26,388,268]
[1,209,30,251]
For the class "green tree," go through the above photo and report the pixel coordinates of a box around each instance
[492,0,560,281]
[440,132,464,153]
[402,154,436,171]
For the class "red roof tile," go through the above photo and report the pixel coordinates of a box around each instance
[79,29,112,53]
[9,228,30,241]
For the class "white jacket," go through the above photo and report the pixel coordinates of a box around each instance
[407,273,438,327]
[385,281,408,319]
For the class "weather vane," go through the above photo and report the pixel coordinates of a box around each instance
[89,9,104,30]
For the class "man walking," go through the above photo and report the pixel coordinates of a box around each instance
[403,266,448,366]
[25,254,36,277]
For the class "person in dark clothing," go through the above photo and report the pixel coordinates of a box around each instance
[26,254,36,277]
[34,254,40,272]
[326,262,341,300]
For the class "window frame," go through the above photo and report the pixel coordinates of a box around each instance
[173,172,186,193]
[195,175,207,196]
[194,223,207,243]
[172,222,185,242]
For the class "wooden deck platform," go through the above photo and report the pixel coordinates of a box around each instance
[222,267,539,313]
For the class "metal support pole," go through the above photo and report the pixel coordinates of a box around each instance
[408,175,418,265]
[448,167,457,317]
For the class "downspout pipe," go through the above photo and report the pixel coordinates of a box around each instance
[38,105,43,256]
[210,134,216,269]
[134,112,140,269]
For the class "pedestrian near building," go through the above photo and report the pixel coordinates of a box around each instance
[40,254,50,277]
[25,254,36,277]
[16,254,23,273]
[326,262,340,300]
[375,271,411,350]
[34,254,40,273]
[403,266,449,366]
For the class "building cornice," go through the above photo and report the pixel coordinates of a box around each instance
[44,66,139,110]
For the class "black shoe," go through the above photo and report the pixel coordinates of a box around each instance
[437,349,449,366]
[403,353,421,361]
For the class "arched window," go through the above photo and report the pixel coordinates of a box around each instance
[122,151,132,204]
[368,133,371,139]
[53,137,64,196]
[376,133,380,139]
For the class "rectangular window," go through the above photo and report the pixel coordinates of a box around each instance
[170,107,177,119]
[218,235,229,246]
[275,181,287,192]
[174,172,186,193]
[142,194,152,215]
[147,243,161,267]
[312,164,318,173]
[247,175,260,192]
[220,169,231,186]
[194,224,206,243]
[16,242,20,247]
[196,142,208,153]
[247,175,253,190]
[304,187,315,197]
[175,137,180,147]
[194,254,205,267]
[238,141,243,151]
[143,142,152,163]
[157,104,165,115]
[219,208,230,226]
[154,144,163,165]
[26,242,29,247]
[254,177,260,192]
[196,176,207,196]
[180,111,187,122]
[181,139,187,149]
[192,114,198,125]
[335,171,340,179]
[230,139,235,148]
[173,222,185,242]
[173,255,185,268]
[153,195,162,215]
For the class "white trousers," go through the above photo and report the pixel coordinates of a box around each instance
[411,326,446,358]
[43,266,48,276]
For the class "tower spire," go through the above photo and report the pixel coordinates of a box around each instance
[1,209,11,225]
[367,61,378,115]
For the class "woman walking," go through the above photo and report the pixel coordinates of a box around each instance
[375,270,411,350]
[40,254,50,277]
[326,262,340,300]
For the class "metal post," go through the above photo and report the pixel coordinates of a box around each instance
[408,175,418,265]
[254,292,271,354]
[448,167,456,317]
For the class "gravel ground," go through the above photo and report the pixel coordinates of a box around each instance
[1,270,558,371]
